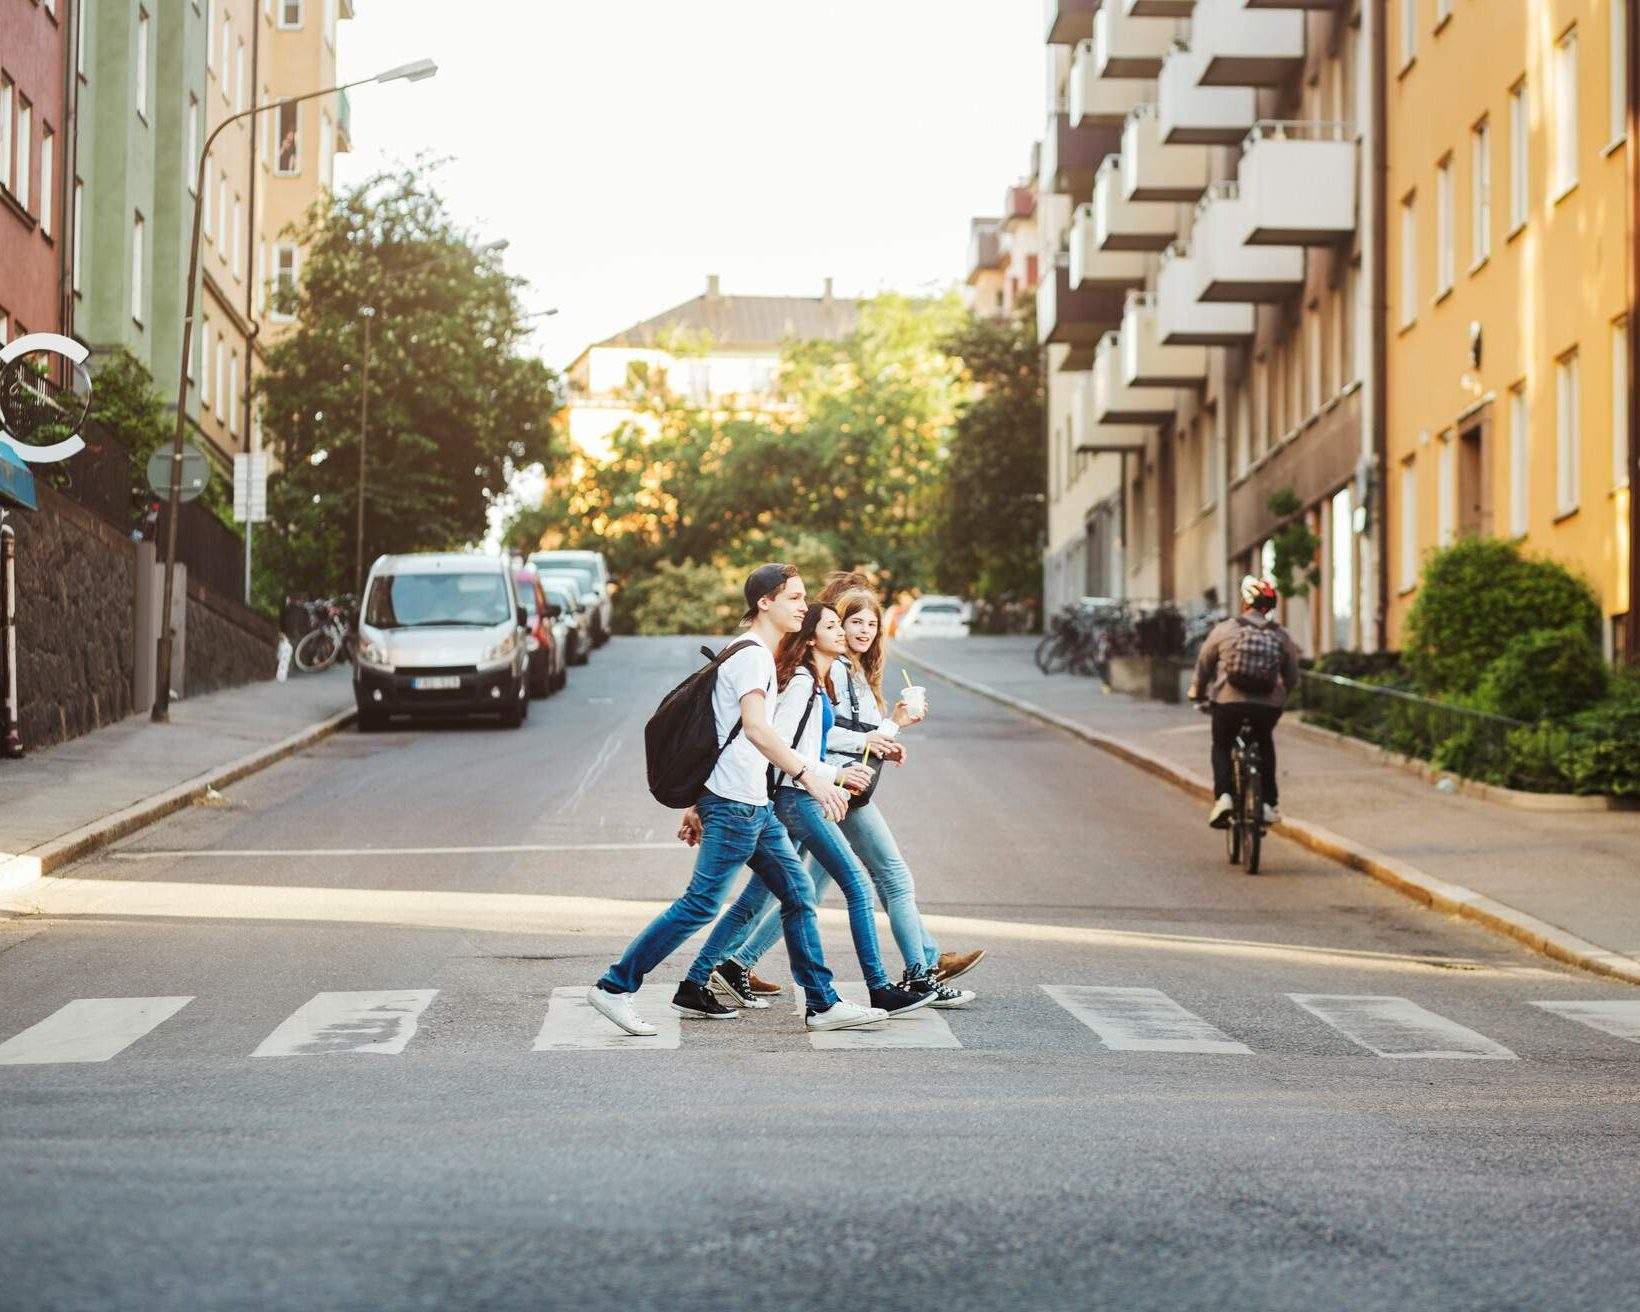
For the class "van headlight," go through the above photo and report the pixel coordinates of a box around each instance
[356,633,393,672]
[481,630,518,666]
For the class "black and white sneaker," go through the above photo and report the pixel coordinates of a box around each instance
[868,983,936,1017]
[709,960,770,1010]
[928,981,975,1009]
[899,965,939,999]
[670,980,738,1020]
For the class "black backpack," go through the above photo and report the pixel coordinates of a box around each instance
[644,640,758,808]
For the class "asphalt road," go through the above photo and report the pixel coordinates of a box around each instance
[3,636,1639,1312]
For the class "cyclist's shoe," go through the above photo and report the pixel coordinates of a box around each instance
[1208,794,1233,828]
[1261,803,1282,825]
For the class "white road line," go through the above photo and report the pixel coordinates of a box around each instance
[802,983,960,1051]
[1041,985,1252,1054]
[0,996,193,1065]
[250,990,438,1058]
[1288,994,1518,1059]
[110,842,677,861]
[534,987,681,1051]
[559,731,623,817]
[1531,1000,1640,1043]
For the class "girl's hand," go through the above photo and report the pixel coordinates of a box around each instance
[891,699,924,727]
[838,764,875,794]
[863,731,902,759]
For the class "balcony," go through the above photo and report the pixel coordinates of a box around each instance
[1074,372,1152,453]
[1069,38,1150,128]
[1124,0,1196,16]
[1156,45,1257,144]
[1120,102,1208,203]
[1092,3,1180,79]
[1244,0,1342,7]
[1120,291,1209,387]
[1188,0,1304,88]
[1046,0,1098,45]
[1236,122,1357,244]
[1038,264,1128,354]
[1156,245,1256,345]
[1093,156,1177,252]
[967,218,1005,284]
[1093,332,1177,424]
[1042,109,1124,204]
[1191,183,1305,301]
[1070,203,1152,289]
[1003,184,1036,225]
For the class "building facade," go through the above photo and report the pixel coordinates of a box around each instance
[965,158,1041,322]
[1385,0,1633,659]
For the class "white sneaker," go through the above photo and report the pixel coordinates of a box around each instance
[586,985,658,1037]
[805,1000,889,1032]
[1262,803,1282,825]
[1208,794,1233,828]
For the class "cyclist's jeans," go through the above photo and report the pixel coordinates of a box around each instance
[1210,703,1283,805]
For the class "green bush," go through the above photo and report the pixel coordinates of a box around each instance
[1403,538,1601,696]
[1474,625,1610,722]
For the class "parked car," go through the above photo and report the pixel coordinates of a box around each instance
[539,570,597,662]
[897,594,972,639]
[541,579,590,666]
[353,553,531,730]
[530,551,612,646]
[513,566,566,697]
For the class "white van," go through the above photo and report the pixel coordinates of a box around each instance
[353,553,531,730]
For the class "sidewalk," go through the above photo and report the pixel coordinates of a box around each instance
[893,636,1640,984]
[0,669,354,891]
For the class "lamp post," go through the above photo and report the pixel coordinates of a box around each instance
[151,58,438,723]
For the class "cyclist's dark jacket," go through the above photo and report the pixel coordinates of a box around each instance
[1190,613,1302,709]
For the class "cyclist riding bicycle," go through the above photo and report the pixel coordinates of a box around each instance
[1186,575,1302,830]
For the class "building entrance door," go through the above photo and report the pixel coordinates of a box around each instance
[1456,407,1493,538]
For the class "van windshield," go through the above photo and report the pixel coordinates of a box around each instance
[365,572,513,628]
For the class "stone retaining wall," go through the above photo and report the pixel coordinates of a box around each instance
[183,580,278,697]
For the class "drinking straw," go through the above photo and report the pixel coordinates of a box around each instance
[902,667,914,690]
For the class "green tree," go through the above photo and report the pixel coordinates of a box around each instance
[934,303,1044,607]
[255,162,561,602]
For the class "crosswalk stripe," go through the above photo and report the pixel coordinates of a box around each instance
[1288,994,1517,1059]
[1040,985,1251,1054]
[0,997,194,1065]
[250,990,438,1058]
[534,987,681,1051]
[1531,1000,1640,1043]
[803,983,961,1051]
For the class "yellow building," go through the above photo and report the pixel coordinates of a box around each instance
[1387,0,1632,658]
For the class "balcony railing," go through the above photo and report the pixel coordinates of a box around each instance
[1070,201,1152,289]
[1156,243,1255,345]
[1092,330,1177,424]
[1190,182,1305,302]
[1037,263,1128,353]
[968,221,1005,280]
[1236,121,1357,245]
[1070,37,1150,128]
[1156,44,1257,144]
[1093,3,1182,79]
[1120,290,1208,387]
[1074,370,1152,454]
[1121,101,1209,202]
[1043,106,1124,203]
[1003,184,1036,223]
[1188,0,1304,88]
[1126,0,1196,16]
[1093,155,1178,252]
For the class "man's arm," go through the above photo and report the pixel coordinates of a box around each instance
[1189,624,1222,701]
[738,690,849,821]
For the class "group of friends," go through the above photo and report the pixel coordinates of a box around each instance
[588,564,985,1037]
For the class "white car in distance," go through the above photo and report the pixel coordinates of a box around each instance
[898,595,971,639]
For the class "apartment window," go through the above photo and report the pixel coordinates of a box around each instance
[206,0,216,68]
[260,90,272,164]
[256,240,267,314]
[228,354,239,436]
[1400,0,1416,68]
[1614,321,1629,488]
[1306,303,1323,410]
[1399,192,1418,326]
[202,165,214,236]
[71,180,82,291]
[1611,0,1628,146]
[1553,29,1578,197]
[232,196,243,278]
[38,129,52,235]
[1343,263,1360,383]
[1435,0,1451,25]
[15,101,30,213]
[221,16,234,102]
[200,321,212,403]
[1470,119,1491,266]
[1509,385,1529,535]
[0,311,8,345]
[1399,459,1419,591]
[1508,81,1528,230]
[217,173,229,256]
[273,244,298,319]
[320,113,334,187]
[1556,349,1581,515]
[235,41,247,114]
[188,318,198,382]
[0,82,11,195]
[75,4,85,76]
[1435,156,1454,295]
[275,100,299,174]
[325,0,336,43]
[186,96,199,193]
[279,0,303,28]
[136,11,150,120]
[131,213,145,324]
[215,341,226,422]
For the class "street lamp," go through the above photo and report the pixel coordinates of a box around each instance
[151,58,438,722]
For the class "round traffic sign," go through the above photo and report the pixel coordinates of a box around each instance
[146,444,211,503]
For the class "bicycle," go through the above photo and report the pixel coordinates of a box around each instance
[1224,712,1267,875]
[292,596,355,673]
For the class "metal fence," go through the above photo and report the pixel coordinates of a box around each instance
[154,500,245,601]
[36,410,139,530]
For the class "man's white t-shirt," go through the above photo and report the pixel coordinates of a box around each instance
[704,632,778,806]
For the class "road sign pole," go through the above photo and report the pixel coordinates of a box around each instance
[245,519,253,605]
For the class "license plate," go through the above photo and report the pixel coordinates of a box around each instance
[411,675,461,691]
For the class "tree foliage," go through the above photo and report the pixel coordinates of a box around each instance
[256,162,562,602]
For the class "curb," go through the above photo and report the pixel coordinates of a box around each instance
[895,647,1640,989]
[0,706,356,899]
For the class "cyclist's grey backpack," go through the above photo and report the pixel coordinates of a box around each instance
[1223,618,1284,695]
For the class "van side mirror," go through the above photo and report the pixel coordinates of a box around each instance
[545,602,563,618]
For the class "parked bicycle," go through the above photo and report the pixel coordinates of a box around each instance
[292,596,356,673]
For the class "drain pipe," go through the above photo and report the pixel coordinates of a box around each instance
[1627,0,1639,664]
[1366,0,1389,652]
[1,519,21,758]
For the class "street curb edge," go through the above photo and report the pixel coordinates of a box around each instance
[895,647,1640,989]
[0,705,357,900]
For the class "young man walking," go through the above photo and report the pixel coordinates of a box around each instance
[587,564,887,1037]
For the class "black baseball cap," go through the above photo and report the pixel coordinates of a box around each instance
[741,563,796,623]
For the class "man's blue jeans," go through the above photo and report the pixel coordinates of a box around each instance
[597,793,839,1013]
[688,789,894,991]
[727,799,939,975]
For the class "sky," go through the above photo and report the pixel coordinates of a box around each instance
[334,1,1047,372]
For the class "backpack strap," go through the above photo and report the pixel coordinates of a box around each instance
[706,639,760,755]
[767,675,821,797]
